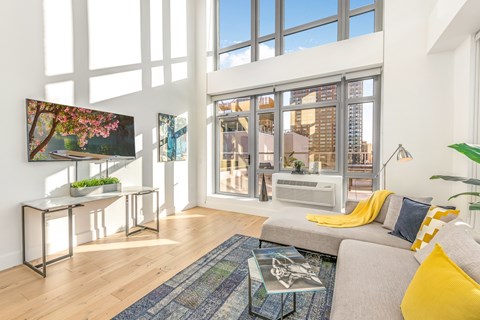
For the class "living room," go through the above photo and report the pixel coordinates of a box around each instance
[1,0,480,319]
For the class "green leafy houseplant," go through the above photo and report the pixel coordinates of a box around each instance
[293,159,304,172]
[430,143,480,210]
[71,177,120,189]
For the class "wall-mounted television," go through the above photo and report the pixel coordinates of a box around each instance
[26,99,136,162]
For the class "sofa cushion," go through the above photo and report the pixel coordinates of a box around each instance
[414,218,480,283]
[401,244,480,320]
[260,207,411,256]
[374,193,392,224]
[390,198,431,243]
[330,240,419,320]
[383,195,433,230]
[410,206,459,251]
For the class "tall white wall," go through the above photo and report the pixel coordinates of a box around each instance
[382,0,455,207]
[0,0,198,271]
[450,37,476,218]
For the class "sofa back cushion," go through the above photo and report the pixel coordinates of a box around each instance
[383,195,433,230]
[402,243,480,320]
[373,194,392,224]
[414,218,480,284]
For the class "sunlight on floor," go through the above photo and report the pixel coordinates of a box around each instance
[75,238,179,253]
[163,214,205,220]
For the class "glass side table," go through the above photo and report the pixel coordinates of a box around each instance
[247,246,325,319]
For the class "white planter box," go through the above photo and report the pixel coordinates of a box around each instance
[70,183,122,197]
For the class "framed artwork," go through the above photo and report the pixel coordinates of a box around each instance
[158,113,187,162]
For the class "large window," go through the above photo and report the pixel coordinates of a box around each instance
[217,0,382,69]
[214,75,380,200]
[345,78,379,200]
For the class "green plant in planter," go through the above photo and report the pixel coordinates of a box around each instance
[293,159,305,172]
[430,143,480,210]
[71,177,120,188]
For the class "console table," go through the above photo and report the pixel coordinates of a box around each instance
[21,186,159,277]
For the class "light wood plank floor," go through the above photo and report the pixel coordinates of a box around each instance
[0,207,267,320]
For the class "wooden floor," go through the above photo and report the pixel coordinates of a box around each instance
[0,207,267,320]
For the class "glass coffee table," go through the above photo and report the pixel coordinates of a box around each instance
[248,246,325,319]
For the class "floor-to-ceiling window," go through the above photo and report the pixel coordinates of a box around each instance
[214,75,380,199]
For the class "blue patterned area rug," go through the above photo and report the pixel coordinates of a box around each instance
[114,234,336,320]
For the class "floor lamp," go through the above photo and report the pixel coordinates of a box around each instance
[376,144,413,189]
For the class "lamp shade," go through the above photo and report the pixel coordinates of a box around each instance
[397,145,413,162]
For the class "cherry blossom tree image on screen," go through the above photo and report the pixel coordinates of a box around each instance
[26,99,135,161]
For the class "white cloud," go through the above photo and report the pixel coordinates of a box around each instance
[219,47,251,69]
[220,43,276,69]
[258,43,275,60]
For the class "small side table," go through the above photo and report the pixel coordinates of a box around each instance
[247,257,296,320]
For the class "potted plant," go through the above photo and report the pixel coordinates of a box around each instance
[430,143,480,210]
[70,176,122,197]
[292,159,305,174]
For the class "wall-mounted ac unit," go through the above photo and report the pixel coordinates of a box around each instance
[274,179,335,207]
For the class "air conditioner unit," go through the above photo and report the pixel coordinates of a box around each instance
[274,179,335,207]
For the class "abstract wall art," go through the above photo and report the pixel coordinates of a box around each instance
[158,113,187,162]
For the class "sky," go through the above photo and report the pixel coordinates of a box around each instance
[219,0,375,69]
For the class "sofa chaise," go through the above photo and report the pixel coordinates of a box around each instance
[259,195,480,320]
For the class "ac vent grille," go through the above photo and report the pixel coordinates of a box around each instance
[274,179,335,207]
[277,180,318,187]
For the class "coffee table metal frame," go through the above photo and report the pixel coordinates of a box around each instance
[248,260,297,320]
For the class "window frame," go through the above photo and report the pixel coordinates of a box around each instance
[216,0,383,70]
[279,83,341,173]
[213,74,381,200]
[215,97,255,197]
[343,75,381,199]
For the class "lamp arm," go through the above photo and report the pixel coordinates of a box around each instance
[375,144,402,178]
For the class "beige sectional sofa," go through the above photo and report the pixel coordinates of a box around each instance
[259,197,480,320]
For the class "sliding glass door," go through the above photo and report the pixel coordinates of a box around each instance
[218,116,252,195]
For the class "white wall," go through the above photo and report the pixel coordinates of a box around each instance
[428,0,480,53]
[0,0,198,271]
[382,0,455,206]
[450,37,476,218]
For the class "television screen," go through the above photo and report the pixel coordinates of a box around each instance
[26,99,136,161]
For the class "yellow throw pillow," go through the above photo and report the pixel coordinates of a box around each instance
[410,206,459,251]
[401,244,480,320]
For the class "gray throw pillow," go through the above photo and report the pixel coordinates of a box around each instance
[390,198,431,243]
[383,195,433,230]
[414,218,480,284]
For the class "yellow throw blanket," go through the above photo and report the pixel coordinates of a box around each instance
[306,190,393,228]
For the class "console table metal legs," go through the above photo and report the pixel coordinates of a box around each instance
[125,190,160,237]
[22,187,160,277]
[22,204,81,278]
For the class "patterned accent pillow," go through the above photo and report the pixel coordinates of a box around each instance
[410,206,459,252]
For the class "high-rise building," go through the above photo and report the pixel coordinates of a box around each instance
[288,85,337,169]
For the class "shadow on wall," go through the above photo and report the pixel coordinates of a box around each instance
[22,0,195,258]
[43,0,189,105]
[39,0,193,210]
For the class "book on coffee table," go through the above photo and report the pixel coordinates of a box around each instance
[251,246,325,294]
